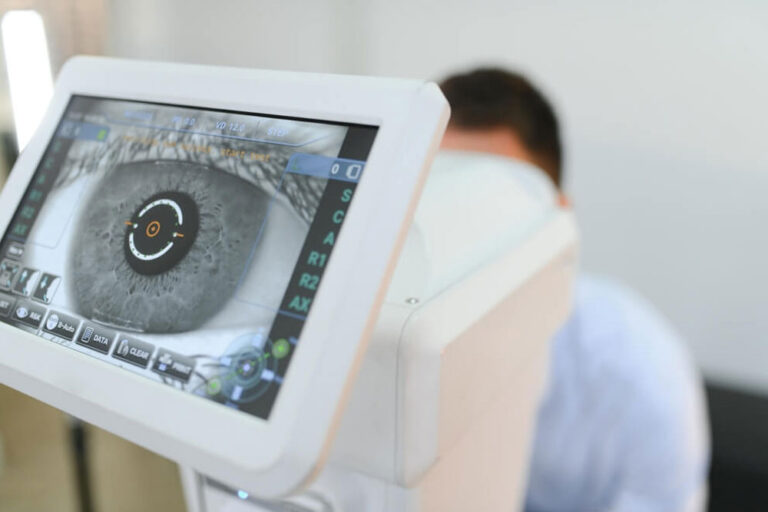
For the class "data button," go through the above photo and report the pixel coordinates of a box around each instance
[76,324,115,354]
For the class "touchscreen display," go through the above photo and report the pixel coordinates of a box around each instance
[0,96,377,420]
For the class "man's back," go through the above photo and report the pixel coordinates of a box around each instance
[525,275,709,512]
[438,67,710,510]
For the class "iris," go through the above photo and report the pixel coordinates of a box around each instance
[69,160,270,333]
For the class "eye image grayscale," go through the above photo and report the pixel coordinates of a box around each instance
[0,96,352,415]
[71,160,269,333]
[62,103,340,334]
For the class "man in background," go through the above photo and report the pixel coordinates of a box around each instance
[439,68,709,512]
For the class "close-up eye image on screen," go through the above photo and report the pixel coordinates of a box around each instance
[0,95,378,420]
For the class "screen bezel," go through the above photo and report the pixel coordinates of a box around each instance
[1,92,378,422]
[0,56,449,496]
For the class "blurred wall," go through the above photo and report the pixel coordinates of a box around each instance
[94,0,768,394]
[0,0,106,181]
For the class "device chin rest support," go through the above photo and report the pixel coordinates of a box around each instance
[189,151,579,512]
[389,150,559,302]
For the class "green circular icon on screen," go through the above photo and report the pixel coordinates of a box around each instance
[206,378,222,396]
[272,339,291,360]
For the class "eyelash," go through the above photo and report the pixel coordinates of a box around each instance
[54,127,323,224]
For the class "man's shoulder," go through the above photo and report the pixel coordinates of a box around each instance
[532,274,709,509]
[553,273,697,403]
[561,274,681,357]
[572,274,661,329]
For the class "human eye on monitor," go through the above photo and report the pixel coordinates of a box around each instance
[2,96,366,418]
[68,159,273,334]
[42,110,334,336]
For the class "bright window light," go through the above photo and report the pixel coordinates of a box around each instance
[1,10,53,151]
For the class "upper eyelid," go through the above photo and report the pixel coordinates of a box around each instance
[53,128,321,223]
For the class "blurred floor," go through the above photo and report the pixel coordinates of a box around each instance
[3,381,768,511]
[87,427,187,512]
[0,385,186,512]
[0,385,79,512]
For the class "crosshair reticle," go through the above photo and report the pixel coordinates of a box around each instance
[123,191,199,275]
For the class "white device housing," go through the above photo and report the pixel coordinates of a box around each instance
[189,152,579,511]
[0,57,449,497]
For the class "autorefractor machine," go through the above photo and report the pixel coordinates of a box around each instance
[0,58,578,511]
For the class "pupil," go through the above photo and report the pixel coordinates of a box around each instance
[123,191,199,275]
[146,220,161,237]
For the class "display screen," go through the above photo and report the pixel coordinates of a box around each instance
[0,96,377,420]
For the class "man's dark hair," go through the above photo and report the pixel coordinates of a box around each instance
[440,68,563,186]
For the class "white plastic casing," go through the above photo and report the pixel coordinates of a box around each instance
[321,154,579,510]
[0,57,449,497]
[187,152,579,511]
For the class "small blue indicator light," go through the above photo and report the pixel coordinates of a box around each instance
[237,490,249,500]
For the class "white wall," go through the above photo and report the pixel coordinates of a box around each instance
[106,0,768,393]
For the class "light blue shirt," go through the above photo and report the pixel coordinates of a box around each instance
[525,275,710,512]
